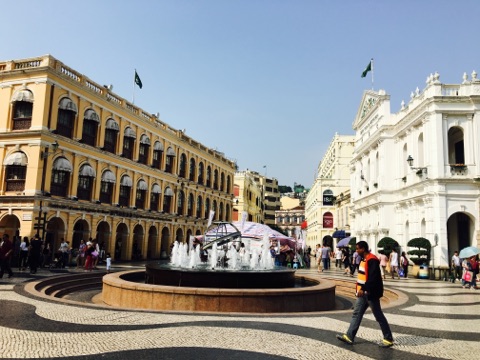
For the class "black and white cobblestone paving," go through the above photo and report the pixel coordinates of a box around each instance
[0,266,478,360]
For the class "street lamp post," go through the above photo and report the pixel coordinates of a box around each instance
[36,141,59,240]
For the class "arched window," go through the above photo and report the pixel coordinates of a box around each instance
[163,187,174,213]
[323,189,334,206]
[165,147,175,173]
[220,173,225,192]
[219,202,224,221]
[198,162,204,185]
[177,190,185,215]
[178,153,187,178]
[138,134,150,165]
[11,89,33,130]
[122,127,136,160]
[187,193,194,216]
[323,211,334,228]
[104,118,119,154]
[206,166,212,187]
[119,175,132,206]
[57,97,77,138]
[100,170,116,204]
[135,179,148,209]
[4,151,27,191]
[448,126,465,165]
[226,175,231,194]
[81,109,99,146]
[205,198,210,218]
[189,158,196,181]
[150,184,161,211]
[50,157,73,196]
[152,141,164,169]
[196,195,203,218]
[77,163,96,200]
[212,200,218,220]
[213,169,219,190]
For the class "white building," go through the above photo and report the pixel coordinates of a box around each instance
[351,71,480,267]
[305,134,355,249]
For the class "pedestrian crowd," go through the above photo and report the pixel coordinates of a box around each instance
[451,250,479,290]
[0,234,109,279]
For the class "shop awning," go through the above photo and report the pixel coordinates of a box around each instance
[4,152,27,166]
[105,118,119,130]
[79,164,96,177]
[12,89,34,103]
[101,170,116,183]
[137,179,148,190]
[52,157,73,172]
[332,230,346,238]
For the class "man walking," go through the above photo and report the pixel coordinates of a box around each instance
[321,244,331,270]
[336,241,394,348]
[451,251,462,282]
[0,234,14,278]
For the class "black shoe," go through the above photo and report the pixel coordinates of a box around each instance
[8,273,13,278]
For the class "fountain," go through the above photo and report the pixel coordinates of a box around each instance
[102,222,336,313]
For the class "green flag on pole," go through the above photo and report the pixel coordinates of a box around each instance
[134,70,143,89]
[361,60,372,78]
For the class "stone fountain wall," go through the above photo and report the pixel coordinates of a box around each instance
[102,270,336,313]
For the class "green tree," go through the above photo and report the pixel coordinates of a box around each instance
[377,237,399,258]
[278,185,293,194]
[349,236,357,253]
[407,237,431,265]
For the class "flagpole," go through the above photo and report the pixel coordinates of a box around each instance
[371,58,374,90]
[132,69,135,104]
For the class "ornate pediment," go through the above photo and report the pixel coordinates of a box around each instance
[353,90,389,130]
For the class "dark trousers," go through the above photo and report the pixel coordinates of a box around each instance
[322,258,329,270]
[0,258,13,277]
[19,251,29,269]
[453,265,462,280]
[346,294,393,342]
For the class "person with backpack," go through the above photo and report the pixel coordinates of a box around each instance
[400,251,409,278]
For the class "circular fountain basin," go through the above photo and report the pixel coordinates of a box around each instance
[145,263,296,288]
[102,268,336,313]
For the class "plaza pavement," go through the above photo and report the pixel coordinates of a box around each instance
[0,263,478,360]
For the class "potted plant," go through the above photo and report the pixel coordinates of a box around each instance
[407,237,431,278]
[377,237,399,259]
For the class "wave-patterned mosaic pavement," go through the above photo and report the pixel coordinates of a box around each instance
[0,268,478,360]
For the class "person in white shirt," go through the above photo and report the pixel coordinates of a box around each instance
[335,248,343,268]
[18,237,29,271]
[389,248,399,279]
[106,253,112,273]
[451,251,462,281]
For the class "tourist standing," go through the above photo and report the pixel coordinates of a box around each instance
[18,236,29,271]
[335,247,343,268]
[451,251,462,282]
[400,251,409,278]
[336,241,394,347]
[378,251,388,280]
[342,248,351,276]
[389,249,400,279]
[315,244,322,272]
[0,234,14,278]
[321,244,331,270]
[29,234,42,274]
[106,253,112,273]
[59,238,69,268]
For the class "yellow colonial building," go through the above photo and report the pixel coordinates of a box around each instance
[0,55,235,260]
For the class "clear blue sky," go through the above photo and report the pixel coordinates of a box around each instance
[2,1,478,188]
